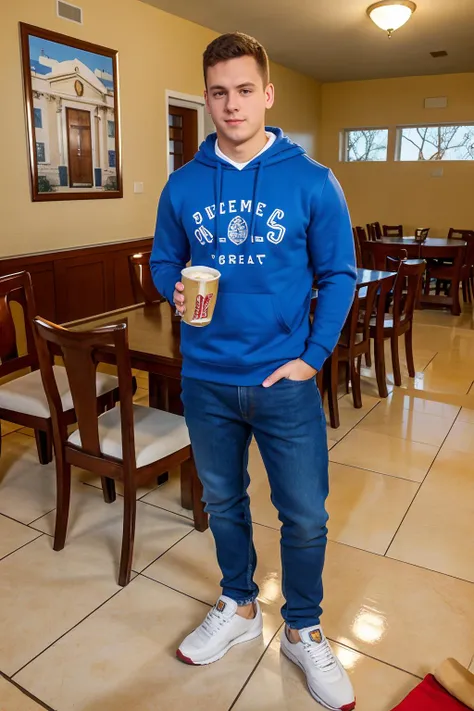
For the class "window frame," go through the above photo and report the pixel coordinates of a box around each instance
[341,126,390,163]
[395,122,474,162]
[34,108,43,129]
[36,141,46,163]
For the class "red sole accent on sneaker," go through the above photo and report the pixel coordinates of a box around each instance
[340,702,356,710]
[176,649,197,665]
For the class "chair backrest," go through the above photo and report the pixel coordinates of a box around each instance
[128,252,164,304]
[386,251,408,271]
[383,224,404,237]
[367,222,382,241]
[33,317,136,468]
[392,260,425,326]
[341,281,379,352]
[447,228,472,241]
[363,242,413,270]
[352,228,363,268]
[0,271,38,379]
[415,228,430,241]
[355,226,368,243]
[462,233,474,269]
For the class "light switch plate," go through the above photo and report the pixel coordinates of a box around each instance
[134,182,144,193]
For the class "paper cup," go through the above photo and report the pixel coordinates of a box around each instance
[181,266,221,327]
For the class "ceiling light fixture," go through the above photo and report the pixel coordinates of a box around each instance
[367,1,417,38]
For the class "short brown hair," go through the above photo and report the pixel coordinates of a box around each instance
[203,32,270,86]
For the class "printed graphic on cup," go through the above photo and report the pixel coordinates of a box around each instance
[181,266,221,327]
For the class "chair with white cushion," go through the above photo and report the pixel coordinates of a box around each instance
[33,315,208,587]
[0,273,120,503]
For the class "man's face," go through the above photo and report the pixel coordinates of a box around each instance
[205,55,274,145]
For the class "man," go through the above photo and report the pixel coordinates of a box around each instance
[150,32,357,711]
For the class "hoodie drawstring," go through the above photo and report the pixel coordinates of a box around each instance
[214,160,264,259]
[215,161,223,261]
[249,162,264,244]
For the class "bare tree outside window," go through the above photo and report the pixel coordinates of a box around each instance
[399,125,474,161]
[345,129,388,162]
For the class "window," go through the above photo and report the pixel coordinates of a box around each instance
[398,124,474,161]
[108,150,116,168]
[34,108,43,129]
[36,142,45,163]
[343,129,388,162]
[107,120,115,138]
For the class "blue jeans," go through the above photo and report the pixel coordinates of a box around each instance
[181,376,329,630]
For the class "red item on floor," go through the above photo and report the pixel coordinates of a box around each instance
[391,674,471,711]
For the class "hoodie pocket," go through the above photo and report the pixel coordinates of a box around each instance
[181,291,292,367]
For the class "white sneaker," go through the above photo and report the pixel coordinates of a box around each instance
[281,625,356,710]
[176,595,263,665]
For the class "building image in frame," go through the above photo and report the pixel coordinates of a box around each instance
[20,23,122,201]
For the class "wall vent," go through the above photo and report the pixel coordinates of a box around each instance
[424,97,448,109]
[57,0,83,24]
[430,50,448,58]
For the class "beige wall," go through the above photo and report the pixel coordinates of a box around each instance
[268,64,321,158]
[0,0,320,258]
[319,73,474,236]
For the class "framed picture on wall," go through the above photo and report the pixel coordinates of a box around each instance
[19,23,123,202]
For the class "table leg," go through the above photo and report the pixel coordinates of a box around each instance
[325,349,340,429]
[451,279,462,316]
[148,373,167,410]
[148,373,169,485]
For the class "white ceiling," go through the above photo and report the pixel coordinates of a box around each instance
[139,0,474,82]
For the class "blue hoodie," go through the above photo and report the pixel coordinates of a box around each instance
[150,127,356,385]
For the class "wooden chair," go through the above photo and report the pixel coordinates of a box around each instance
[33,316,208,587]
[386,253,408,271]
[426,234,474,306]
[367,222,382,241]
[361,242,408,270]
[422,244,467,314]
[128,250,180,436]
[464,233,474,303]
[128,252,165,305]
[355,226,368,244]
[370,260,425,397]
[447,228,473,241]
[323,281,379,428]
[352,228,363,268]
[445,230,474,303]
[415,228,430,241]
[428,228,471,292]
[0,272,120,478]
[383,224,404,237]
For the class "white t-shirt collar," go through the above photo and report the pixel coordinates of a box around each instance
[215,131,276,171]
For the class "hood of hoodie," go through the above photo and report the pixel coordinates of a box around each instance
[193,127,305,251]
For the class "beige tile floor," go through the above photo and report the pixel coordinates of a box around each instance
[1,307,474,709]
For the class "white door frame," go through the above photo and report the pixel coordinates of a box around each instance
[165,90,206,176]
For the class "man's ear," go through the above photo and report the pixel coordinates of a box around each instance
[265,83,275,110]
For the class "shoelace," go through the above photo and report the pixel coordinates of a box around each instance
[304,637,338,672]
[199,607,229,639]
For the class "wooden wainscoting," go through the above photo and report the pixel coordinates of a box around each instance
[0,237,153,323]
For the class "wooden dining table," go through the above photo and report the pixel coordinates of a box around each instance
[355,267,396,287]
[381,236,465,251]
[364,237,467,315]
[68,302,183,413]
